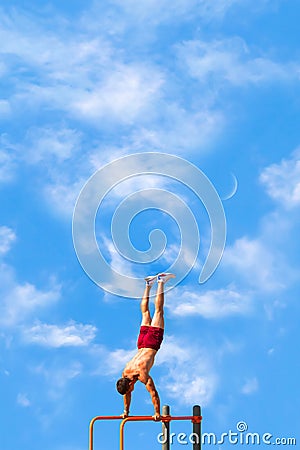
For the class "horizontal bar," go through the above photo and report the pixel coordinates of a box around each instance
[119,415,203,450]
[89,414,203,450]
[90,414,202,424]
[161,415,202,423]
[90,416,122,424]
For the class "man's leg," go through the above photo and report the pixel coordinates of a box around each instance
[141,276,156,326]
[151,280,165,329]
[151,273,175,329]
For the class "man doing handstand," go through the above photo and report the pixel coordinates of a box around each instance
[116,272,175,420]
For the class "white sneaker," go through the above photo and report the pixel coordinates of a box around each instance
[144,275,157,286]
[157,273,176,283]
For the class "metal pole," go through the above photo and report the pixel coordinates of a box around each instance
[192,405,202,450]
[89,416,121,450]
[162,405,170,450]
[89,417,95,450]
[120,416,154,450]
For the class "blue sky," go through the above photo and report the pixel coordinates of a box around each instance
[1,1,300,449]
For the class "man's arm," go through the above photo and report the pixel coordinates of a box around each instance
[145,376,161,419]
[122,391,131,418]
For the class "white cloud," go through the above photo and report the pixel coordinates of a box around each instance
[23,322,97,347]
[0,226,16,255]
[33,361,82,397]
[70,65,163,124]
[89,147,131,171]
[1,125,88,217]
[105,348,137,375]
[0,226,62,329]
[131,106,224,154]
[218,150,300,303]
[197,0,244,19]
[0,8,169,139]
[260,149,300,208]
[107,0,264,26]
[0,265,61,327]
[0,100,11,116]
[168,287,251,319]
[0,11,164,127]
[177,38,299,87]
[241,377,259,395]
[0,138,16,183]
[24,126,82,164]
[0,7,222,159]
[0,11,112,80]
[223,237,286,291]
[109,0,198,24]
[106,174,171,201]
[88,342,137,377]
[44,178,87,218]
[98,234,135,277]
[161,243,180,265]
[17,392,31,407]
[156,336,218,406]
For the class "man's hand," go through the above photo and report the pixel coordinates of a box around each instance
[121,411,129,419]
[152,413,162,421]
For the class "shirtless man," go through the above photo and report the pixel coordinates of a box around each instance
[116,272,175,420]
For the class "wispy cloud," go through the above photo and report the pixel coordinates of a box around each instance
[0,10,164,126]
[33,361,83,399]
[17,392,31,407]
[0,125,90,217]
[104,348,137,375]
[23,126,82,165]
[23,321,97,347]
[0,226,16,255]
[223,236,286,292]
[0,228,61,328]
[0,7,225,165]
[132,106,224,153]
[69,65,163,124]
[0,276,61,327]
[98,234,135,277]
[168,286,251,319]
[177,37,300,87]
[99,0,268,28]
[260,149,300,209]
[211,150,300,317]
[156,335,218,406]
[0,136,17,184]
[44,178,87,218]
[241,377,259,395]
[222,146,300,296]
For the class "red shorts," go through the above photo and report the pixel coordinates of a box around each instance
[137,326,164,351]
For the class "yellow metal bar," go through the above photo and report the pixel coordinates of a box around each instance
[119,415,202,450]
[120,416,154,450]
[89,416,121,450]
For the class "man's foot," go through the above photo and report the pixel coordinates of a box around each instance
[157,273,176,283]
[144,275,157,286]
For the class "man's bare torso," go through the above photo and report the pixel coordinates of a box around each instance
[123,348,157,384]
